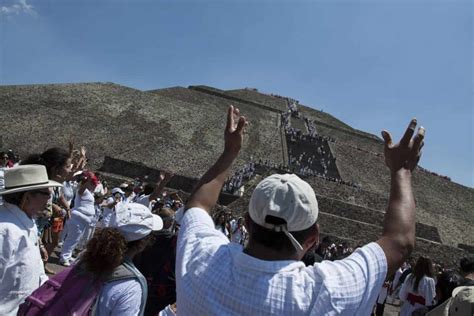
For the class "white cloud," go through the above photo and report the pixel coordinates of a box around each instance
[0,0,36,16]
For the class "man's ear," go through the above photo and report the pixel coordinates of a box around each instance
[244,212,251,231]
[302,223,320,251]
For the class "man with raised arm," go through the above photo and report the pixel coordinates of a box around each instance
[176,105,425,315]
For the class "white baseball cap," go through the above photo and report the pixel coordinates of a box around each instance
[248,173,319,251]
[109,202,163,242]
[449,286,474,315]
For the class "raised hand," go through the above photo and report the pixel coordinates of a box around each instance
[382,119,425,173]
[68,140,74,156]
[224,105,247,156]
[158,170,174,184]
[80,146,87,158]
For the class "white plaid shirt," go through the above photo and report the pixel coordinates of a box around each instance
[176,208,387,315]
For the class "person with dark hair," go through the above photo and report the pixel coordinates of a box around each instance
[135,171,174,210]
[230,217,248,245]
[120,182,136,203]
[0,151,11,168]
[400,256,436,315]
[214,210,231,239]
[59,171,99,266]
[175,106,425,314]
[460,257,474,286]
[21,147,73,273]
[84,203,162,315]
[29,202,163,316]
[0,165,62,315]
[134,207,178,315]
[315,235,333,260]
[424,270,464,316]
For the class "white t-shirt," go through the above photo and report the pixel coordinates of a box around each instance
[123,193,136,204]
[99,197,116,228]
[176,207,387,315]
[230,221,247,245]
[62,181,77,207]
[96,278,142,316]
[94,183,105,195]
[135,195,151,209]
[72,189,96,223]
[399,274,436,316]
[0,168,4,205]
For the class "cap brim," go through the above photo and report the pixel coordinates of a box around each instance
[0,180,63,195]
[151,214,163,231]
[452,286,472,298]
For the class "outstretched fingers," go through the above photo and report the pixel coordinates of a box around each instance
[226,105,235,132]
[400,118,417,146]
[381,130,394,149]
[235,116,247,135]
[412,127,425,153]
[406,127,426,170]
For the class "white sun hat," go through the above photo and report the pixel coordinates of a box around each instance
[0,165,62,195]
[109,202,163,242]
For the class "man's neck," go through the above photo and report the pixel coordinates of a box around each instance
[244,243,299,261]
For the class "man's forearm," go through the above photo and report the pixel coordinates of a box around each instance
[382,169,416,253]
[186,151,238,213]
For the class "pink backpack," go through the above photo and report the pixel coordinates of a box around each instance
[18,263,137,316]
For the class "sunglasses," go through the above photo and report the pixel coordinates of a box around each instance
[30,190,52,197]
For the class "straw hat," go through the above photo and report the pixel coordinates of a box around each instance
[0,165,62,195]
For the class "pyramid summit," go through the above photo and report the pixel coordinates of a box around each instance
[1,82,472,265]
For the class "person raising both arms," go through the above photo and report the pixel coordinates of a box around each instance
[176,105,425,315]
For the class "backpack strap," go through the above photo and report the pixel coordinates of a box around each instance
[103,264,136,283]
[122,260,148,316]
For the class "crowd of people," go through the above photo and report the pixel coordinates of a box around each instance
[222,162,256,195]
[372,256,474,316]
[0,105,472,316]
[418,166,452,182]
[287,136,336,177]
[280,98,344,183]
[0,144,184,315]
[213,210,248,245]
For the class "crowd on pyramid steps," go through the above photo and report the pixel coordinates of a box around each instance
[222,156,360,197]
[280,99,455,184]
[0,105,472,315]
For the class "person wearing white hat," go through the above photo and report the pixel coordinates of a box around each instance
[175,106,425,315]
[0,165,62,315]
[78,202,163,316]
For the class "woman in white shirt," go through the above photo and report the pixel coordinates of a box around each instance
[59,171,98,266]
[400,256,436,316]
[231,217,248,245]
[214,211,231,239]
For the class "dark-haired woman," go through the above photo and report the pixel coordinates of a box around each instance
[21,147,72,272]
[425,270,463,315]
[400,256,436,315]
[214,211,231,239]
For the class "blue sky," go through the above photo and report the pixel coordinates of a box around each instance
[1,0,472,187]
